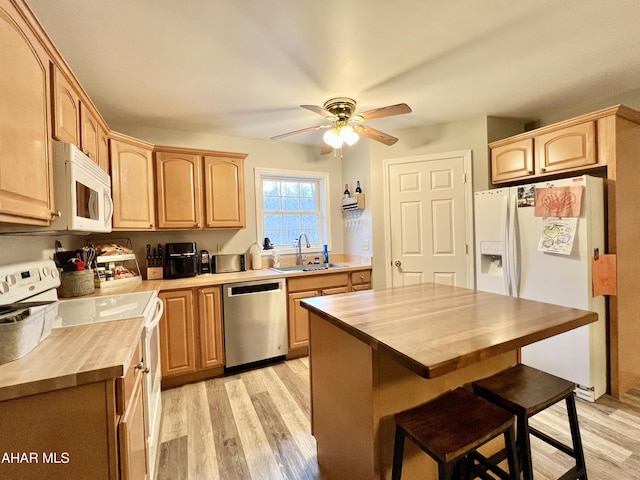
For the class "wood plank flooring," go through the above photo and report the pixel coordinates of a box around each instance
[157,358,640,479]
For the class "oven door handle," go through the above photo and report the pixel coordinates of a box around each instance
[146,298,164,330]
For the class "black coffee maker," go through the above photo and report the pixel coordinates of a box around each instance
[164,242,198,279]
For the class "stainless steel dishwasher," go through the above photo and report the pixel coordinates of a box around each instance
[222,278,288,369]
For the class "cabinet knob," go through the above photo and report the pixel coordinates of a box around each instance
[541,167,547,172]
[199,289,204,294]
[51,211,62,219]
[528,170,533,174]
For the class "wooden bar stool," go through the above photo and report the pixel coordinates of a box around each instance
[472,364,588,480]
[391,387,521,480]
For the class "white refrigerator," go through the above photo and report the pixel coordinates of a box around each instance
[474,175,606,402]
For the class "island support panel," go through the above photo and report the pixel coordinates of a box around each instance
[309,313,518,480]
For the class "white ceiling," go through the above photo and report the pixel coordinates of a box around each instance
[26,0,640,146]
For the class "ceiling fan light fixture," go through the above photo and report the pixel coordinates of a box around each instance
[340,125,359,146]
[323,128,344,149]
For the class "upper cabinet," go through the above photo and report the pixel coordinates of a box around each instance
[52,64,110,171]
[110,132,156,231]
[155,146,247,230]
[0,0,54,225]
[491,138,534,183]
[203,155,245,228]
[490,111,608,184]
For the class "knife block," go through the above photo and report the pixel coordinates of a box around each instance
[146,266,164,280]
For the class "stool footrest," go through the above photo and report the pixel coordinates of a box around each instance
[468,451,513,480]
[529,426,576,458]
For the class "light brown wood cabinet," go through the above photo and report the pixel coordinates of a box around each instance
[197,286,224,368]
[52,64,110,171]
[286,270,372,355]
[117,342,148,480]
[0,337,147,480]
[0,0,54,225]
[155,146,247,230]
[490,138,534,183]
[110,132,156,231]
[490,113,606,184]
[155,151,202,229]
[80,101,110,171]
[159,289,197,377]
[52,63,80,145]
[159,286,224,385]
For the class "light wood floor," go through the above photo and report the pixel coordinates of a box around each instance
[157,358,640,479]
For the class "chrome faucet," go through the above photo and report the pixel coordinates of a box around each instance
[297,233,310,265]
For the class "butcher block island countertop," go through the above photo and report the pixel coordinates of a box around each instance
[301,282,598,480]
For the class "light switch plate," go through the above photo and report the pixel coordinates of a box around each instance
[362,239,369,250]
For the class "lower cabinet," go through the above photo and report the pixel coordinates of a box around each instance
[118,343,148,480]
[159,287,224,386]
[0,340,147,480]
[286,270,371,356]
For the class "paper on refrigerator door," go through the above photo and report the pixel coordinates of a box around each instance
[537,217,578,255]
[533,186,584,217]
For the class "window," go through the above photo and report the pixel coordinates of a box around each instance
[255,168,331,250]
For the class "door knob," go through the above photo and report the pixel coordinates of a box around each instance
[394,260,402,267]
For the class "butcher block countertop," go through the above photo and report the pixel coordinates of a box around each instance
[302,282,598,379]
[0,317,143,402]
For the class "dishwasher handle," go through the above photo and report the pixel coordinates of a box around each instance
[227,282,282,297]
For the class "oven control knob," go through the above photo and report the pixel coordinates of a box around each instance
[7,274,18,285]
[0,282,9,294]
[40,266,51,277]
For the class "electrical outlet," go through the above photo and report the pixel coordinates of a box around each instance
[362,239,369,250]
[217,244,224,254]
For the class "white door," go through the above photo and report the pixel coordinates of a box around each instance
[385,151,473,288]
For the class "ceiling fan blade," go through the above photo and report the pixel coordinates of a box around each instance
[354,125,399,146]
[320,144,333,155]
[270,125,329,141]
[357,103,412,121]
[301,104,335,119]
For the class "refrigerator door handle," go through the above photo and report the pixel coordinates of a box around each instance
[500,195,511,296]
[508,192,521,297]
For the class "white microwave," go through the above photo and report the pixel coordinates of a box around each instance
[47,141,113,233]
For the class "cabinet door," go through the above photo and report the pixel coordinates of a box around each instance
[97,124,109,172]
[51,64,80,145]
[0,2,54,224]
[288,290,319,349]
[79,101,100,165]
[156,152,203,229]
[203,155,246,228]
[159,290,197,377]
[110,135,156,230]
[536,121,597,174]
[198,286,224,368]
[118,373,148,480]
[491,138,534,183]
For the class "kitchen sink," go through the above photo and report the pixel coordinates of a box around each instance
[270,263,345,273]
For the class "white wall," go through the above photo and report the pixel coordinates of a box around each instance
[340,140,372,257]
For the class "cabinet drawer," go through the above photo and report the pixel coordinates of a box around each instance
[287,272,349,292]
[116,342,143,415]
[351,270,371,286]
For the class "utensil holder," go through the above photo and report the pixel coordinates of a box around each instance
[60,269,95,297]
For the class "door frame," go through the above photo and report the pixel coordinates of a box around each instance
[382,150,475,288]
